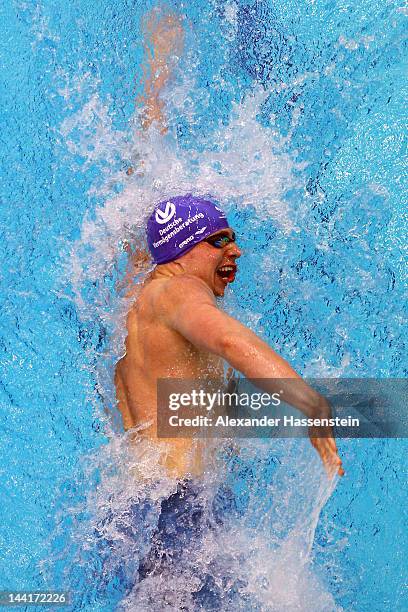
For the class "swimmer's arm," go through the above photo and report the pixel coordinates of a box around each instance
[163,278,325,417]
[163,277,344,477]
[138,10,184,133]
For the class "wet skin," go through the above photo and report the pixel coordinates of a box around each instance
[115,228,344,479]
[116,10,344,478]
[115,229,241,477]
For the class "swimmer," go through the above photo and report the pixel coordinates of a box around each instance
[106,13,350,608]
[115,8,343,480]
[115,191,344,478]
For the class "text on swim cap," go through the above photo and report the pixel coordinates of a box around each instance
[152,213,205,249]
[159,217,182,236]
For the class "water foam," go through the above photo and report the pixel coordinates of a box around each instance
[55,435,340,611]
[53,24,342,611]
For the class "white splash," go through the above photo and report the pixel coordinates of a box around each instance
[56,33,341,610]
[59,84,302,325]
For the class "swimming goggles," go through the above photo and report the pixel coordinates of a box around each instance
[204,232,236,248]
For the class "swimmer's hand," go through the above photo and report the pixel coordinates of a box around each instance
[308,402,344,478]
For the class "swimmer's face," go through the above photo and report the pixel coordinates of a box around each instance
[182,228,241,297]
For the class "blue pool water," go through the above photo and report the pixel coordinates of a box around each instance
[1,0,407,610]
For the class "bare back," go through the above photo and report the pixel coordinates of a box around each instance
[114,273,224,476]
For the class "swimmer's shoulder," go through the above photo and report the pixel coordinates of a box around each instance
[126,274,215,324]
[149,274,216,318]
[158,274,214,302]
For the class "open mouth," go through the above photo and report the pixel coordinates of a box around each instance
[216,265,236,283]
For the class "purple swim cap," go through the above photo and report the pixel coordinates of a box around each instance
[146,195,230,264]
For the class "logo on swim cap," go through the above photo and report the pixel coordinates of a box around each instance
[146,194,230,265]
[155,201,176,224]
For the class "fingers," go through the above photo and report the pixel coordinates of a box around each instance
[323,452,343,478]
[328,452,344,477]
[310,435,344,478]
